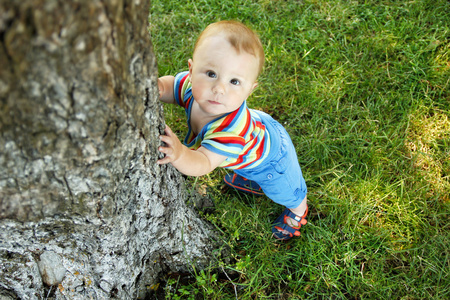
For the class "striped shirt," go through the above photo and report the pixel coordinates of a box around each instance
[173,71,271,170]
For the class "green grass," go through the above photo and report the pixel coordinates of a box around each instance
[149,0,450,298]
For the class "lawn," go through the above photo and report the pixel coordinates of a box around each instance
[149,0,449,298]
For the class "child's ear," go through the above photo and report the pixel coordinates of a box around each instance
[251,82,258,92]
[188,59,193,75]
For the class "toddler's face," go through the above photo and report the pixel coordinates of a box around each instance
[188,35,259,118]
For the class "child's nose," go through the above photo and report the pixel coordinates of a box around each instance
[212,81,225,95]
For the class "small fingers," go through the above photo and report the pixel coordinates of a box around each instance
[157,156,171,165]
[164,125,174,136]
[157,124,180,165]
[157,147,172,165]
[158,145,172,155]
[159,134,171,146]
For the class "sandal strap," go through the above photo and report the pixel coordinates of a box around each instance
[283,209,307,223]
[274,223,299,236]
[272,207,308,239]
[284,208,308,228]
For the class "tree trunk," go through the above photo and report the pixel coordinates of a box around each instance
[0,0,219,299]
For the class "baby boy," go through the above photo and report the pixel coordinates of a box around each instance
[157,20,308,240]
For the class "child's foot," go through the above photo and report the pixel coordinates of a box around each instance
[272,207,308,240]
[223,173,264,196]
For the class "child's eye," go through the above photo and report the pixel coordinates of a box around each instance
[206,71,217,78]
[230,79,240,85]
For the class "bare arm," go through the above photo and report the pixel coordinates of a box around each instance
[157,125,227,176]
[158,76,176,104]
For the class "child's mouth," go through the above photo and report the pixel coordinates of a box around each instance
[208,100,221,105]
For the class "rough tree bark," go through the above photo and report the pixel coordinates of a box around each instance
[0,0,220,299]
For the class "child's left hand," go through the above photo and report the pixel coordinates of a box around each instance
[156,124,227,176]
[157,125,183,165]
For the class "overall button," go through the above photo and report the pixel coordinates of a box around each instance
[267,173,273,179]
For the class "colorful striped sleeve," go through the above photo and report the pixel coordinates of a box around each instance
[201,130,246,158]
[173,71,191,108]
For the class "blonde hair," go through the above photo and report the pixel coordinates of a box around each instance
[194,20,265,75]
